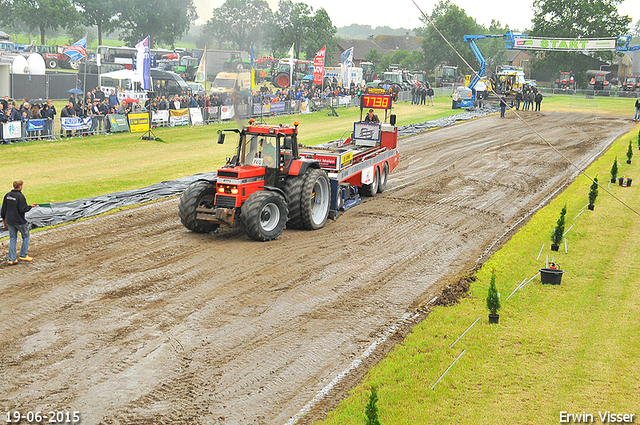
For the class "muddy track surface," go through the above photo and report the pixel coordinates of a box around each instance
[0,112,633,425]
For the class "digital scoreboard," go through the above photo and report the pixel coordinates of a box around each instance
[360,94,392,110]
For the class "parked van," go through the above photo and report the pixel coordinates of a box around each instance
[210,71,251,95]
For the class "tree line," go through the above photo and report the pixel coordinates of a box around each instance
[0,0,636,85]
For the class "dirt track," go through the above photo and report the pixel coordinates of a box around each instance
[0,112,633,424]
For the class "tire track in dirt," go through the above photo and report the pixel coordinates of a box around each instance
[0,112,633,424]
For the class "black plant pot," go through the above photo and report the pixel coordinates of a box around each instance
[618,177,633,187]
[610,178,617,183]
[488,314,500,324]
[551,243,559,251]
[627,160,632,164]
[588,204,595,211]
[540,268,564,285]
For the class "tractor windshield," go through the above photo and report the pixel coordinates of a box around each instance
[242,134,278,168]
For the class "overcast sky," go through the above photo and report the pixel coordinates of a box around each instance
[194,0,638,35]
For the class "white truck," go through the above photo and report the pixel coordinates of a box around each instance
[323,67,365,87]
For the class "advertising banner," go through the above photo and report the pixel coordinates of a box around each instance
[108,114,130,133]
[220,105,235,120]
[253,103,270,115]
[269,102,286,114]
[61,117,92,130]
[152,110,169,125]
[313,46,326,85]
[128,112,150,133]
[189,108,204,126]
[513,36,617,51]
[2,121,22,140]
[170,108,190,127]
[26,119,46,132]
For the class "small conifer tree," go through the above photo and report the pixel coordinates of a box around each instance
[588,177,598,208]
[551,205,567,246]
[627,140,633,163]
[486,269,500,316]
[610,157,618,182]
[365,386,381,425]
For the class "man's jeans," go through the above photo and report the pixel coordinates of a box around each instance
[8,223,30,262]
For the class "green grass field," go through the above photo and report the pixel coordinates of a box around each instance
[316,121,640,424]
[0,99,459,204]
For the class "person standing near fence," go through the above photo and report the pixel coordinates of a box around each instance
[534,91,543,111]
[2,180,37,265]
[635,95,640,121]
[43,99,56,139]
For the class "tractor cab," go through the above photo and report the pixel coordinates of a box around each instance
[218,121,301,190]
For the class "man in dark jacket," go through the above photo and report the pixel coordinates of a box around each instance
[1,180,37,264]
[534,92,543,111]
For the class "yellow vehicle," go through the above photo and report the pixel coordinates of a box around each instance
[490,66,526,96]
[210,71,252,95]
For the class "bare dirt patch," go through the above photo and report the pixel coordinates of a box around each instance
[0,112,633,424]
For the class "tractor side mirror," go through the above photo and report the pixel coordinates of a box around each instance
[217,132,225,144]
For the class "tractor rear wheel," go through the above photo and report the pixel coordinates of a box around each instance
[241,191,288,241]
[361,167,379,197]
[285,168,330,230]
[300,169,330,230]
[275,73,290,88]
[179,181,220,233]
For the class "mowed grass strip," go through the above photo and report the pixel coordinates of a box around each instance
[1,100,460,204]
[317,124,640,425]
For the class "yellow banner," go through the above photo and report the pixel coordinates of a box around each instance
[128,112,149,133]
[170,108,189,117]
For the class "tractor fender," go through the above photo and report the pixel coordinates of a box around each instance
[288,159,320,177]
[261,186,288,204]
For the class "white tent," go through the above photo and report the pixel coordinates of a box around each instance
[99,69,142,82]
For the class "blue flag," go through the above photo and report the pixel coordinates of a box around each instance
[63,37,87,62]
[135,37,151,90]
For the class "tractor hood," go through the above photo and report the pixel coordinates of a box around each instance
[216,165,265,180]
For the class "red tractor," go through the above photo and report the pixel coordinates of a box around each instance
[179,95,399,241]
[586,70,611,96]
[553,71,576,92]
[622,75,640,97]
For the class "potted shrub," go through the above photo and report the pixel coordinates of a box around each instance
[627,140,633,164]
[486,269,501,324]
[550,205,567,251]
[588,177,598,211]
[610,157,618,183]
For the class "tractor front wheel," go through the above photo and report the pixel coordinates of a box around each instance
[178,181,220,233]
[241,191,288,241]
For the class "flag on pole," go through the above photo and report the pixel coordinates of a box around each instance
[135,36,151,90]
[288,43,294,88]
[313,46,326,85]
[340,47,354,88]
[63,37,87,62]
[195,46,207,83]
[250,43,255,89]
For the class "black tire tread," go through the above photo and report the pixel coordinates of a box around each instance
[178,181,220,233]
[300,169,330,230]
[284,175,304,229]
